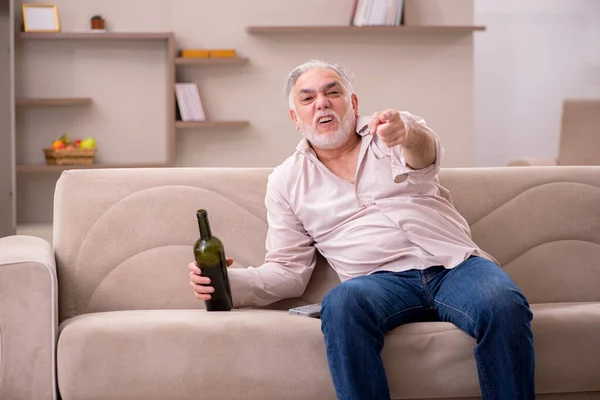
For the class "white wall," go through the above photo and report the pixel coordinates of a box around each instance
[474,0,600,166]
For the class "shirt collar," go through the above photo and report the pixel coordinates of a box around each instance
[295,115,371,154]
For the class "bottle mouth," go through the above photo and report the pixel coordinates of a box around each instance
[197,209,207,216]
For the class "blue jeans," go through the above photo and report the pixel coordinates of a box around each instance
[321,256,535,400]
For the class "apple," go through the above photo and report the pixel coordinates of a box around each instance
[52,140,65,150]
[80,138,96,149]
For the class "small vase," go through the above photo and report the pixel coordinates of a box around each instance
[91,19,105,30]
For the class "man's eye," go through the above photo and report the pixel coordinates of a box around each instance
[303,97,312,102]
[328,91,340,95]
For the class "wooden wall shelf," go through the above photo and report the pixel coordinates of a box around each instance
[15,31,178,182]
[16,97,93,107]
[176,121,250,129]
[246,25,485,34]
[16,162,169,173]
[19,32,174,40]
[175,57,249,66]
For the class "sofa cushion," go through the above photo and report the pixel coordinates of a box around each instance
[386,302,600,398]
[57,303,600,400]
[57,309,334,400]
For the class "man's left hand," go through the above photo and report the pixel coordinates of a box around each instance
[368,109,406,148]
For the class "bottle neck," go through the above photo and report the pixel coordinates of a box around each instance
[196,210,212,240]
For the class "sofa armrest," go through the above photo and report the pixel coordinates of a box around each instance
[508,157,558,166]
[0,235,57,400]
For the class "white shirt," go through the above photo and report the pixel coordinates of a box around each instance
[228,112,495,308]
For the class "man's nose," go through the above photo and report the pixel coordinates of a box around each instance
[315,94,330,110]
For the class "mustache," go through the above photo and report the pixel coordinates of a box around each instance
[313,110,341,127]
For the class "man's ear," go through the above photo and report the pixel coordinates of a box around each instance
[289,109,300,131]
[351,93,359,117]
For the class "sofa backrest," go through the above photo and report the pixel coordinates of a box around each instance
[558,99,600,166]
[53,166,600,322]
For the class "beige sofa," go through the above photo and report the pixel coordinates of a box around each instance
[1,166,600,400]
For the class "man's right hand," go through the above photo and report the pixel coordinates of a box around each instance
[188,258,234,301]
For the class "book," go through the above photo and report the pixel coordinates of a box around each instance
[180,49,209,58]
[350,0,404,26]
[367,0,389,26]
[175,83,206,121]
[350,0,364,26]
[208,49,237,58]
[350,0,372,26]
[395,0,405,25]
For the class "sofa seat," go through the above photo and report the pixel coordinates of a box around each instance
[56,303,600,400]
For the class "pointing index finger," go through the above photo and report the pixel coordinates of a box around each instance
[380,109,398,123]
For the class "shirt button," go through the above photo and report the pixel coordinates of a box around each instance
[402,226,409,232]
[357,192,363,198]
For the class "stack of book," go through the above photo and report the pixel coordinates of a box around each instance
[175,83,206,121]
[351,0,405,26]
[179,49,238,59]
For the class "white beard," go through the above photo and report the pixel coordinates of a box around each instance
[298,105,356,150]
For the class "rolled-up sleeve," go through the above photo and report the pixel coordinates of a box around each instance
[228,172,317,308]
[390,112,444,182]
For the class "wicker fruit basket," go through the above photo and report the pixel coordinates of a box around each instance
[43,148,97,166]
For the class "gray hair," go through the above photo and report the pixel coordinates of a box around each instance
[284,60,355,108]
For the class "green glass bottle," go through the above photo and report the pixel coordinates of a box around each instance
[193,209,233,312]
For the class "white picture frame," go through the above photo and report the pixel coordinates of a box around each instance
[22,4,60,33]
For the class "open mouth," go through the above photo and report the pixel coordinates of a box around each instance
[317,115,335,126]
